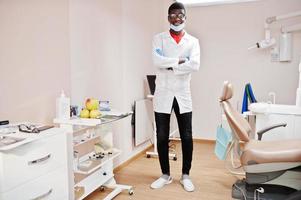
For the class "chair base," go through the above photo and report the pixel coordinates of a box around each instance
[232,179,300,200]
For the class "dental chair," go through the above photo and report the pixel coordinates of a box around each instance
[219,81,301,200]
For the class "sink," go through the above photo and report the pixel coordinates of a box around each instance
[0,136,25,147]
[0,136,15,146]
[249,103,301,115]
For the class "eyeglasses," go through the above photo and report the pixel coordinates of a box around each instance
[169,13,185,20]
[18,124,40,133]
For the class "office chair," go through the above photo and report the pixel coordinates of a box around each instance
[219,81,301,200]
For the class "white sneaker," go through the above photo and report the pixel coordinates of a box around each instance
[150,175,173,189]
[180,176,195,192]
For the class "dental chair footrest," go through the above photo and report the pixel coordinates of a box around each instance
[232,179,295,200]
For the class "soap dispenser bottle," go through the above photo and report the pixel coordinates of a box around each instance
[56,90,70,119]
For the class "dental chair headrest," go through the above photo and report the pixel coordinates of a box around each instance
[220,81,233,101]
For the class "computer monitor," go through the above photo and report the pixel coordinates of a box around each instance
[146,75,156,95]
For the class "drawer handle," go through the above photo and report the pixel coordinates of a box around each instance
[28,154,51,165]
[30,188,53,200]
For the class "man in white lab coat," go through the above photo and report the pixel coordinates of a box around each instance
[150,2,200,192]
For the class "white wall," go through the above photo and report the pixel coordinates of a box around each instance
[0,0,71,123]
[117,0,165,165]
[69,0,165,166]
[183,0,301,139]
[69,0,124,108]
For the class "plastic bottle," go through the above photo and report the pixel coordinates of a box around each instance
[56,90,70,119]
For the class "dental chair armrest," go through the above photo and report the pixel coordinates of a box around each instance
[257,123,287,141]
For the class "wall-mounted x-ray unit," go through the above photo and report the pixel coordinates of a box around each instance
[249,10,301,62]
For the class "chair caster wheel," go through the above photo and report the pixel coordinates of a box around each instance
[128,189,134,195]
[173,157,177,161]
[146,154,151,158]
[99,186,105,192]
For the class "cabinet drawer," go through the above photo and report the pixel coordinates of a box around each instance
[0,133,67,192]
[74,161,113,185]
[0,166,69,200]
[102,161,113,177]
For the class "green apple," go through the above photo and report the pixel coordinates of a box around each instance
[90,110,101,119]
[85,98,99,111]
[80,109,90,118]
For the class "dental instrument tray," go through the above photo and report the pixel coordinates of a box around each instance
[74,148,121,175]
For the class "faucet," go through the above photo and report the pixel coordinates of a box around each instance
[268,92,276,104]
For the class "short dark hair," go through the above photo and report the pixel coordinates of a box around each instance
[168,2,186,14]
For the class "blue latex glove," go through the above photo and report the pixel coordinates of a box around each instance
[155,49,163,56]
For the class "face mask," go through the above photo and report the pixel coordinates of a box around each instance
[170,23,185,32]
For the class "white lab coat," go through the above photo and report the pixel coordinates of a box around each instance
[152,31,200,114]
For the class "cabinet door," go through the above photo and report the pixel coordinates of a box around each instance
[0,166,69,200]
[0,133,67,192]
[256,114,294,141]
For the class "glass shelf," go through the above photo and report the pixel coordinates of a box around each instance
[53,111,132,127]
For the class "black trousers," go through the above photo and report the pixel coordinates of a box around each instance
[155,98,193,175]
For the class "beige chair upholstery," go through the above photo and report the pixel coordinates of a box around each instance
[219,81,233,102]
[220,82,250,142]
[220,81,301,167]
[242,139,301,166]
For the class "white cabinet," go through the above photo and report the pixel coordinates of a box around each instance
[54,116,133,200]
[0,127,69,200]
[255,114,295,140]
[1,166,68,200]
[247,103,301,141]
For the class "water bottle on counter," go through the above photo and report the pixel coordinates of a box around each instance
[56,90,70,119]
